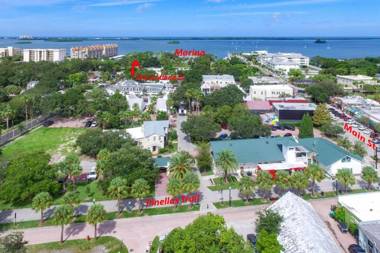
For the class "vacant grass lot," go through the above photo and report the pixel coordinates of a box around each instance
[2,127,85,160]
[27,236,128,253]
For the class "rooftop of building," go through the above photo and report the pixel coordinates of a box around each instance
[248,76,283,84]
[202,75,235,82]
[359,220,380,249]
[246,100,272,111]
[250,84,293,89]
[337,74,374,80]
[143,120,169,137]
[210,137,361,167]
[154,157,170,168]
[273,102,317,111]
[269,192,341,253]
[339,192,380,222]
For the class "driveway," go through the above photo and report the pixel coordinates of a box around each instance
[176,115,198,157]
[155,172,169,197]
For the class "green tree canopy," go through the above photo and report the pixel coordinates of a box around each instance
[336,169,356,192]
[361,166,379,190]
[32,192,53,225]
[86,203,107,239]
[216,150,238,183]
[312,104,331,127]
[181,115,219,142]
[53,205,74,243]
[299,114,314,138]
[169,152,193,180]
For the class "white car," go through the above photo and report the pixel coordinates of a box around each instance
[87,168,97,180]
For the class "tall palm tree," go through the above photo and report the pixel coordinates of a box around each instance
[361,166,379,190]
[169,152,193,180]
[32,192,53,225]
[167,177,182,207]
[53,205,74,243]
[336,169,356,193]
[108,177,128,214]
[304,164,326,196]
[289,171,309,196]
[131,178,151,213]
[238,176,255,202]
[86,203,106,239]
[255,171,273,200]
[216,150,238,183]
[182,172,200,194]
[275,170,290,195]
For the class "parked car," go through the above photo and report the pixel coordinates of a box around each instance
[42,119,54,127]
[246,234,257,248]
[284,133,293,137]
[85,120,93,127]
[338,222,348,233]
[284,125,295,131]
[348,244,365,253]
[87,168,97,180]
[218,133,228,140]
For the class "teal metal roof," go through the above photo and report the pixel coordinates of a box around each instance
[210,137,362,167]
[154,157,170,168]
[299,138,362,167]
[210,137,299,164]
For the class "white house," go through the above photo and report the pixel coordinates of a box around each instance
[127,93,145,111]
[126,120,169,154]
[156,97,168,113]
[249,76,284,85]
[249,84,294,100]
[256,51,310,75]
[201,75,236,95]
[337,75,377,91]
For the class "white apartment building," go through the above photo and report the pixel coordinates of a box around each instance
[337,75,377,91]
[23,49,66,62]
[249,84,294,100]
[0,47,22,58]
[249,76,284,85]
[256,51,310,75]
[70,44,118,59]
[201,75,236,94]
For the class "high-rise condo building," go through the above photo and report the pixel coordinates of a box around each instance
[23,48,66,62]
[0,47,22,58]
[70,44,118,59]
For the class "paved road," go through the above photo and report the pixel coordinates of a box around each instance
[176,115,198,156]
[2,198,347,253]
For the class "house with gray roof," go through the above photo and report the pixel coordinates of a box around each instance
[201,75,236,95]
[126,120,169,154]
[210,137,362,176]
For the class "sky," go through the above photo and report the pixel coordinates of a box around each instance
[0,0,379,36]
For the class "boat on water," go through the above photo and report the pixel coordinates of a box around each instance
[315,39,327,44]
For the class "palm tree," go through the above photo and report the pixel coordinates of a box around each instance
[256,171,273,200]
[32,192,53,225]
[216,150,238,183]
[304,164,326,196]
[274,170,290,195]
[169,152,193,180]
[96,149,110,181]
[53,205,74,243]
[62,191,80,208]
[86,204,106,239]
[238,176,255,202]
[336,169,356,193]
[289,171,309,195]
[167,177,182,207]
[60,153,82,188]
[1,105,15,129]
[182,172,200,194]
[131,179,151,213]
[108,177,128,215]
[361,166,378,190]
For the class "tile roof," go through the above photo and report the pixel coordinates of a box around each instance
[154,157,170,168]
[359,221,380,250]
[143,120,169,137]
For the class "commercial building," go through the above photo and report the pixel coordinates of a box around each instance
[249,76,284,85]
[245,100,272,114]
[249,84,294,100]
[0,47,22,57]
[337,75,378,91]
[104,80,170,96]
[338,192,380,223]
[273,102,316,121]
[126,120,169,154]
[210,137,362,176]
[23,48,66,62]
[201,75,236,95]
[256,51,310,75]
[70,44,118,59]
[269,192,341,253]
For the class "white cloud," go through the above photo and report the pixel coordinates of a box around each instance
[136,2,153,12]
[202,10,306,17]
[226,0,339,10]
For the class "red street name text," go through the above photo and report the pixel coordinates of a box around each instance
[175,49,206,57]
[343,123,376,150]
[145,193,200,207]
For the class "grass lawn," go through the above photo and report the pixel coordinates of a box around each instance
[2,127,85,160]
[54,181,109,205]
[214,198,269,209]
[208,176,239,191]
[0,205,200,232]
[27,236,128,253]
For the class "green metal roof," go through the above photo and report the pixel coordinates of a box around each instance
[154,157,170,168]
[210,137,362,167]
[299,138,362,167]
[210,137,299,164]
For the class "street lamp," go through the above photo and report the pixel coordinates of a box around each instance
[229,186,232,207]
